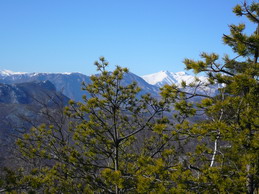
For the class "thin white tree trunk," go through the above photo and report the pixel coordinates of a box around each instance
[210,132,219,167]
[210,92,224,167]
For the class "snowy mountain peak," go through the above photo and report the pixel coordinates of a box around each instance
[141,70,220,96]
[160,70,170,74]
[175,71,188,76]
[0,70,80,77]
[0,69,27,76]
[142,71,206,87]
[141,71,176,87]
[0,69,220,99]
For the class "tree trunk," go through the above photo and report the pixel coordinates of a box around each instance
[210,133,219,167]
[115,143,119,194]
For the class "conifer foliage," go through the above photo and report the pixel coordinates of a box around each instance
[0,1,259,193]
[167,1,259,193]
[4,58,180,193]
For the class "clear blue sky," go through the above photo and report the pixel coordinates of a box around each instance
[0,0,256,76]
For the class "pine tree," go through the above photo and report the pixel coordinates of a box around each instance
[161,1,259,193]
[12,57,182,193]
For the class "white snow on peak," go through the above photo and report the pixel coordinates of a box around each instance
[141,71,175,86]
[0,69,27,76]
[60,72,74,75]
[142,71,208,87]
[175,71,187,76]
[0,70,80,77]
[141,70,221,96]
[30,72,75,76]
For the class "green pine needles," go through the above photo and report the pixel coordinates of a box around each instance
[0,1,258,193]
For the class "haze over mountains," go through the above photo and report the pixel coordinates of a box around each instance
[0,69,220,102]
[0,80,70,163]
[0,69,220,164]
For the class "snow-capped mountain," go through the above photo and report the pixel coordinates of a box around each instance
[0,70,91,101]
[142,71,221,96]
[142,71,207,87]
[0,69,222,101]
[0,69,73,76]
[0,70,28,76]
[0,70,159,101]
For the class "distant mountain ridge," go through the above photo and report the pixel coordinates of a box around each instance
[0,70,160,101]
[142,70,222,96]
[141,71,207,87]
[0,69,222,101]
[0,80,70,164]
[0,80,69,105]
[0,69,222,162]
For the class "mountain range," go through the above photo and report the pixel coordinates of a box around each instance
[142,70,222,96]
[0,69,219,165]
[0,80,69,165]
[142,71,206,87]
[0,69,220,102]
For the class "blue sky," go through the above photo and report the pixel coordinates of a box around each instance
[0,0,256,75]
